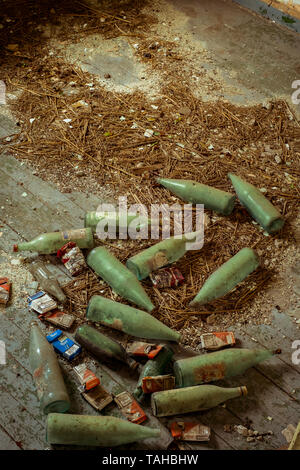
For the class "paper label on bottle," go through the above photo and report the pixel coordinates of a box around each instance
[61,229,87,241]
[194,362,225,383]
[150,251,169,270]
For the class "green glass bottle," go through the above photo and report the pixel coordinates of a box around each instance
[84,211,151,234]
[174,348,279,387]
[133,346,174,402]
[29,321,70,414]
[28,260,66,304]
[190,247,260,307]
[46,413,160,446]
[87,246,154,312]
[228,173,285,233]
[75,324,139,370]
[157,177,236,215]
[126,231,202,281]
[86,295,180,342]
[13,228,94,254]
[151,384,248,417]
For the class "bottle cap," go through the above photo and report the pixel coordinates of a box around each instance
[13,244,18,252]
[240,386,248,396]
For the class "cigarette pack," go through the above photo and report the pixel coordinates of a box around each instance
[114,391,147,424]
[82,385,113,411]
[28,291,57,314]
[142,374,175,393]
[200,332,236,351]
[39,309,74,329]
[0,277,11,305]
[74,363,100,391]
[46,329,81,361]
[57,242,86,276]
[150,267,184,288]
[126,341,163,359]
[171,421,211,442]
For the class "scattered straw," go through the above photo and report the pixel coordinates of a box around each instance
[1,0,299,334]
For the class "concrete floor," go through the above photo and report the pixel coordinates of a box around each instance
[0,0,299,451]
[164,0,300,110]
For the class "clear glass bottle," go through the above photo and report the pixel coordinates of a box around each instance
[29,321,70,414]
[29,260,66,304]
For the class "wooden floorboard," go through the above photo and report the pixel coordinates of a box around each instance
[229,326,300,401]
[0,425,21,450]
[0,388,46,450]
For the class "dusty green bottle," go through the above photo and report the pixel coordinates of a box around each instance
[87,246,154,312]
[151,384,248,417]
[190,247,260,307]
[133,346,174,402]
[84,211,151,234]
[29,321,70,414]
[126,231,202,281]
[28,260,67,304]
[174,348,279,387]
[46,413,160,446]
[228,173,285,233]
[75,324,139,370]
[157,178,236,215]
[13,228,94,254]
[86,295,180,342]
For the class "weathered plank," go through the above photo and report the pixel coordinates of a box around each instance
[0,388,45,450]
[0,170,74,237]
[1,352,44,420]
[218,367,300,449]
[228,327,300,401]
[1,150,109,217]
[0,152,84,225]
[0,426,21,450]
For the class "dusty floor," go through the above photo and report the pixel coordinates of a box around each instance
[0,0,299,451]
[1,0,299,328]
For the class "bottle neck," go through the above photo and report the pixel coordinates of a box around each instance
[229,386,247,398]
[14,241,33,252]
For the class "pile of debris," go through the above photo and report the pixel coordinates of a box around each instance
[1,0,299,332]
[5,172,298,449]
